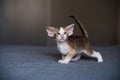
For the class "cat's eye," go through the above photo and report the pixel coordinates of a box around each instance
[57,32,60,35]
[64,32,66,34]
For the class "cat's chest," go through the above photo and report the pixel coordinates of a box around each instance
[57,42,70,55]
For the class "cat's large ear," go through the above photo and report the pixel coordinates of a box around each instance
[46,26,55,37]
[65,24,74,36]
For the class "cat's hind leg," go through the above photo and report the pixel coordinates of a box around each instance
[83,49,103,62]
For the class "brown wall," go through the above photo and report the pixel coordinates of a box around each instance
[118,0,120,44]
[49,0,118,46]
[0,0,49,46]
[0,0,119,46]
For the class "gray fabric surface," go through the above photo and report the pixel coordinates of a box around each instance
[0,45,120,80]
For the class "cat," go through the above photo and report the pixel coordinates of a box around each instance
[46,15,103,64]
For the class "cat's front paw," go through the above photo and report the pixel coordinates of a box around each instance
[58,59,70,64]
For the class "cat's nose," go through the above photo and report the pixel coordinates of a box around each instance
[61,35,64,39]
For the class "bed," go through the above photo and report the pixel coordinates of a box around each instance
[0,45,120,80]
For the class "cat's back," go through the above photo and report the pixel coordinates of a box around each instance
[68,35,89,49]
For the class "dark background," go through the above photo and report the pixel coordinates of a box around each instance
[0,0,120,46]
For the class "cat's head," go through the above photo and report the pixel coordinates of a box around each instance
[46,24,74,42]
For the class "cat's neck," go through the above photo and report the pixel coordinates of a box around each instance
[56,40,67,44]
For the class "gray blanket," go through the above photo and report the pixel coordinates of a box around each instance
[0,45,120,80]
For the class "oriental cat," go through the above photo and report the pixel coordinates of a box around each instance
[46,15,103,64]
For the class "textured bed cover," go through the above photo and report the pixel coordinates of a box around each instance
[0,45,120,80]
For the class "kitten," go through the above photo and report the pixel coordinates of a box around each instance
[46,15,103,64]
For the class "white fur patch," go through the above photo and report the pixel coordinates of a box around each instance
[59,27,65,34]
[91,51,103,62]
[57,42,70,55]
[58,59,70,64]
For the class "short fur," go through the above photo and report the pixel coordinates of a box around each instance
[46,15,103,64]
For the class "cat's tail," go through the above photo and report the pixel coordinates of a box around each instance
[69,15,88,39]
